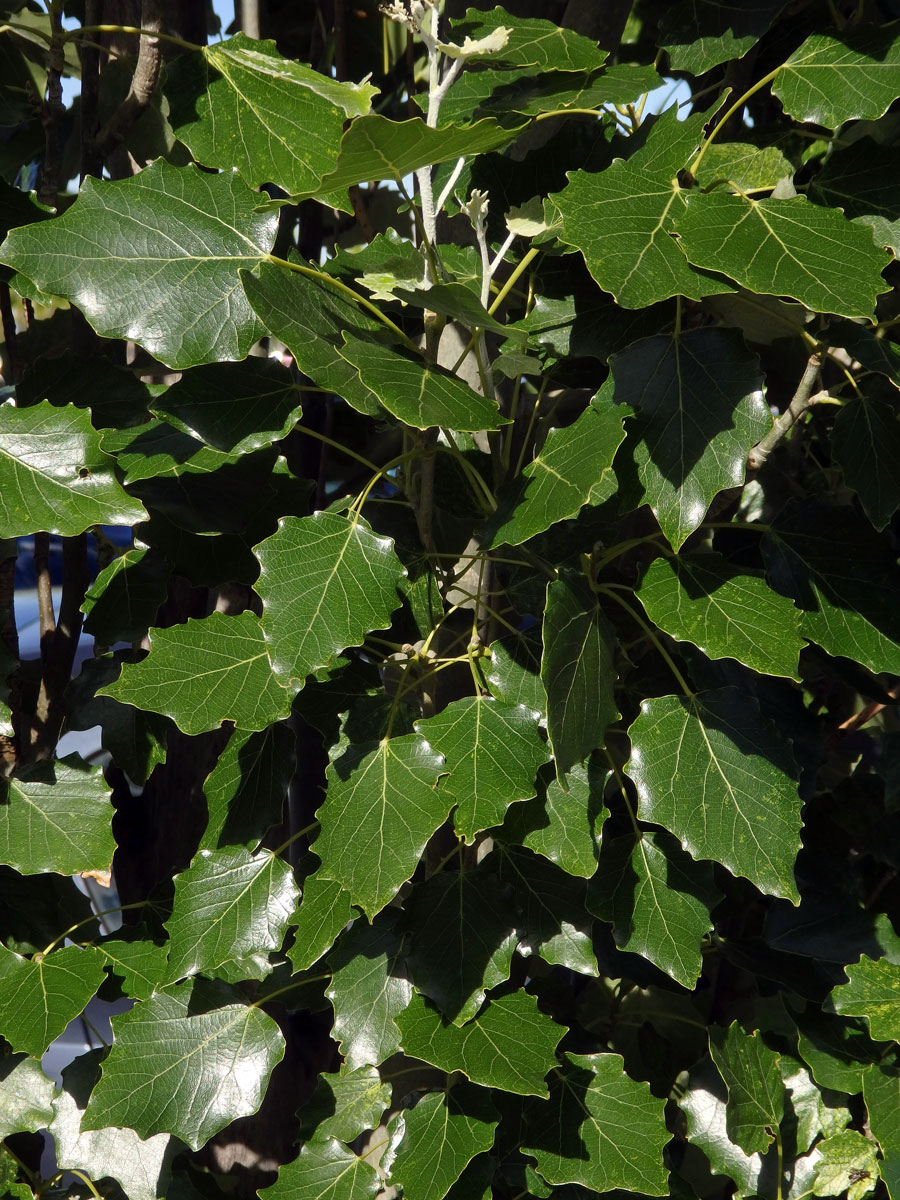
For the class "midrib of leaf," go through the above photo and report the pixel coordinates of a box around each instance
[619,175,682,295]
[13,787,86,856]
[556,1067,636,1168]
[206,56,320,166]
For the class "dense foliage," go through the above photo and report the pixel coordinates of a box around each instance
[2,0,900,1196]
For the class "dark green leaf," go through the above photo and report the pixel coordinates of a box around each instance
[541,572,618,776]
[795,1010,878,1094]
[397,989,563,1096]
[255,512,405,688]
[0,944,106,1057]
[488,398,627,547]
[0,401,147,536]
[164,846,299,982]
[100,419,239,483]
[315,734,447,917]
[416,696,548,841]
[589,827,719,988]
[167,33,375,193]
[502,758,606,878]
[864,1065,900,1199]
[99,932,168,1002]
[610,328,768,550]
[659,0,788,73]
[774,26,900,130]
[554,110,734,308]
[260,1133,379,1200]
[832,956,900,1041]
[635,553,804,679]
[811,141,900,257]
[82,977,285,1150]
[0,1055,56,1137]
[487,630,544,717]
[391,1084,498,1200]
[327,913,412,1070]
[676,193,889,319]
[499,846,597,975]
[521,1051,670,1194]
[288,873,354,973]
[301,1066,392,1143]
[81,546,169,645]
[626,687,801,900]
[832,394,900,530]
[0,756,114,878]
[451,5,609,70]
[100,611,293,735]
[709,1022,784,1155]
[0,161,278,369]
[200,722,295,852]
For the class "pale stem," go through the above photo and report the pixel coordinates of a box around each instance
[435,154,467,213]
[748,352,823,469]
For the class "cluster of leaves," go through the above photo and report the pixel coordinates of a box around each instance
[1,0,900,1197]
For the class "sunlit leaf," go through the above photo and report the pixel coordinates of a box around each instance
[0,944,106,1057]
[832,956,900,1042]
[774,25,900,129]
[391,1085,498,1200]
[709,1022,784,1156]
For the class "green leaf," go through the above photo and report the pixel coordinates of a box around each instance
[50,1054,178,1200]
[487,630,544,717]
[832,394,900,530]
[312,116,523,205]
[99,932,168,1002]
[150,358,303,455]
[796,1011,878,1094]
[626,687,801,900]
[167,33,375,194]
[404,869,517,1024]
[100,611,293,736]
[451,5,608,69]
[288,873,354,973]
[316,735,447,916]
[521,1051,670,1194]
[811,141,900,257]
[832,956,900,1041]
[635,553,804,679]
[200,723,295,852]
[326,913,412,1070]
[0,401,147,537]
[864,1066,900,1199]
[773,26,900,130]
[255,512,405,688]
[397,989,563,1096]
[241,263,384,416]
[588,827,719,988]
[391,281,508,335]
[813,1130,879,1200]
[554,110,733,308]
[0,161,278,369]
[488,398,627,547]
[391,1084,498,1200]
[0,944,106,1057]
[502,758,606,879]
[0,756,114,878]
[301,1066,392,1143]
[659,0,787,73]
[338,333,502,432]
[541,572,618,776]
[675,193,888,320]
[164,846,299,982]
[0,1055,56,1137]
[260,1133,379,1200]
[695,143,794,193]
[498,846,597,976]
[416,697,548,841]
[81,546,169,645]
[610,328,768,551]
[81,977,285,1150]
[709,1022,784,1156]
[100,420,239,483]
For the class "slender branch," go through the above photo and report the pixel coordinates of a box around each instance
[435,154,466,214]
[688,68,780,179]
[34,532,56,660]
[70,24,202,53]
[598,584,695,697]
[747,353,823,470]
[93,0,164,160]
[825,680,900,751]
[488,245,540,315]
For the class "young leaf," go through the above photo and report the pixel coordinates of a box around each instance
[610,328,768,550]
[326,914,412,1070]
[0,401,147,537]
[200,723,295,852]
[541,572,618,775]
[0,1055,56,1137]
[488,398,627,547]
[635,553,804,679]
[81,978,285,1150]
[0,161,278,369]
[832,394,900,530]
[167,33,376,194]
[521,1051,670,1194]
[416,696,548,841]
[832,956,900,1041]
[391,1085,498,1200]
[338,333,503,432]
[255,512,405,688]
[554,109,734,308]
[260,1133,379,1200]
[0,944,106,1057]
[709,1023,784,1156]
[100,611,293,735]
[774,25,900,129]
[675,193,889,320]
[287,873,354,973]
[589,827,719,988]
[626,687,801,901]
[813,1131,880,1200]
[164,847,299,982]
[315,735,448,917]
[397,989,564,1097]
[0,757,114,878]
